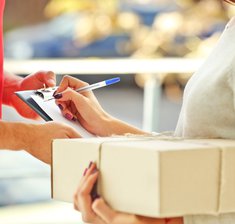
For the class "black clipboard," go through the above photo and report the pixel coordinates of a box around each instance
[15,90,52,121]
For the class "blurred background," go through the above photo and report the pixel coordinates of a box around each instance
[1,0,235,223]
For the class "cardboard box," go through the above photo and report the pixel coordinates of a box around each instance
[52,137,235,218]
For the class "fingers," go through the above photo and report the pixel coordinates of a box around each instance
[80,163,99,196]
[92,198,117,224]
[55,88,89,117]
[56,75,88,94]
[73,193,79,211]
[56,101,76,119]
[74,162,100,223]
[56,101,76,121]
[34,70,56,87]
[56,87,87,105]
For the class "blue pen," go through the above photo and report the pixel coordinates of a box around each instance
[75,77,120,93]
[47,77,120,101]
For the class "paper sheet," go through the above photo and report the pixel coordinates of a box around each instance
[31,95,94,138]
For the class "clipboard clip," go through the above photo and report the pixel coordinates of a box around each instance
[34,85,58,101]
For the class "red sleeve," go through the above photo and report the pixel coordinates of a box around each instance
[0,0,5,118]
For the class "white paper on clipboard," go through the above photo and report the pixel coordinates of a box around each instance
[31,95,94,138]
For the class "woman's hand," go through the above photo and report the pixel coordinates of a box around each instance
[55,76,116,136]
[74,162,183,224]
[74,162,139,224]
[25,121,81,164]
[10,70,56,119]
[55,76,146,136]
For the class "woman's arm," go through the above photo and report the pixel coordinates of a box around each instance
[55,75,147,136]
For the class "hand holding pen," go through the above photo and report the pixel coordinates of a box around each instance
[54,75,120,136]
[52,77,120,100]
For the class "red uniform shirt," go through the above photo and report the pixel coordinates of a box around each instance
[0,0,4,118]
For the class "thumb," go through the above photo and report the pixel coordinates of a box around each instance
[45,71,56,87]
[56,75,88,95]
[66,126,82,138]
[35,70,56,87]
[92,198,117,224]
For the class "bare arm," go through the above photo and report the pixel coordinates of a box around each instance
[55,75,148,136]
[105,117,147,136]
[0,121,81,164]
[0,121,30,150]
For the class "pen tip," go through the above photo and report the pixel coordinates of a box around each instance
[105,77,120,86]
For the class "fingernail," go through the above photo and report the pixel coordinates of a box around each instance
[83,168,88,176]
[58,104,63,110]
[88,161,93,168]
[54,93,62,99]
[53,90,57,96]
[65,113,73,120]
[92,168,98,174]
[92,194,100,201]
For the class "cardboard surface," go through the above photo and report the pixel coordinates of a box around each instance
[52,137,235,218]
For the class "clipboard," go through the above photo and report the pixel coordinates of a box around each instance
[15,90,52,121]
[15,87,94,137]
[15,87,57,121]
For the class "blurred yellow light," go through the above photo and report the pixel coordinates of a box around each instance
[95,14,112,35]
[154,13,183,32]
[117,12,140,31]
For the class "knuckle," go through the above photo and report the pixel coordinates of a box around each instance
[82,214,92,223]
[92,198,103,210]
[64,75,70,80]
[79,188,87,198]
[61,75,70,83]
[66,88,74,94]
[82,81,89,86]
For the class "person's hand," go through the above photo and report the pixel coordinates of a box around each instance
[74,162,183,224]
[55,76,114,136]
[12,70,56,119]
[25,121,81,164]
